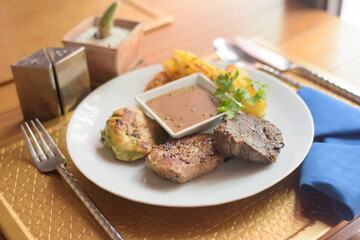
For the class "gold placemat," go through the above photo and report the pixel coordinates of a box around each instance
[0,124,341,239]
[2,50,357,239]
[0,77,345,240]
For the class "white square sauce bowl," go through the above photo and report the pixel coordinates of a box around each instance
[135,73,225,138]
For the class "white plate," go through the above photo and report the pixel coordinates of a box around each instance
[66,63,314,207]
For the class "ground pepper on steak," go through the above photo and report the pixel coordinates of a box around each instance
[213,111,284,164]
[146,134,224,183]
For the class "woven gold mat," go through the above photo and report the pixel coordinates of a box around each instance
[2,50,357,239]
[0,124,341,239]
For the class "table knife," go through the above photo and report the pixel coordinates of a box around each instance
[234,36,360,104]
[213,38,304,89]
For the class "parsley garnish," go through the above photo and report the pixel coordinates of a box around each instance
[213,70,269,119]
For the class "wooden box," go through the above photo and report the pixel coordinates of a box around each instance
[62,17,144,83]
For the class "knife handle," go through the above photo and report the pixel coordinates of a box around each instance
[257,64,303,89]
[294,66,360,104]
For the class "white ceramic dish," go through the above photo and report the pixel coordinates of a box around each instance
[66,63,314,207]
[135,73,225,138]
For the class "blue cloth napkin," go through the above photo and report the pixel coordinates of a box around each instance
[297,87,360,221]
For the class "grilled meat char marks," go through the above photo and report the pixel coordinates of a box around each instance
[146,134,224,183]
[214,112,284,164]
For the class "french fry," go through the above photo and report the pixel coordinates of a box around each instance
[171,50,225,81]
[242,100,267,119]
[162,59,185,80]
[226,64,267,118]
[144,71,171,91]
[225,64,248,89]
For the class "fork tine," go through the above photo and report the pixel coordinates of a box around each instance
[35,118,64,157]
[25,122,47,161]
[22,123,46,162]
[31,120,54,158]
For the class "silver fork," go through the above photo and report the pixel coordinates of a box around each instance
[21,119,125,240]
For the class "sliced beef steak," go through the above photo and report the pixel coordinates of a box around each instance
[146,134,224,183]
[214,112,284,163]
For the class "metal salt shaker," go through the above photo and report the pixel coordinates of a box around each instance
[11,47,91,120]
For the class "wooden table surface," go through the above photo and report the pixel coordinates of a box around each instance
[1,0,360,239]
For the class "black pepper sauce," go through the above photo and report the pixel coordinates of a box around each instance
[146,85,220,133]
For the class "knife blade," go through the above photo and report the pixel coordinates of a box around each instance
[234,36,360,104]
[213,38,303,89]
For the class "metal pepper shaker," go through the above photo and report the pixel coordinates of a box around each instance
[11,47,91,121]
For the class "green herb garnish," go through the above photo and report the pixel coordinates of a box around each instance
[213,70,269,119]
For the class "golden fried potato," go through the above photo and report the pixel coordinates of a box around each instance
[172,50,225,81]
[161,50,225,81]
[162,59,186,80]
[225,64,267,118]
[148,51,267,118]
[144,71,171,91]
[101,107,167,161]
[225,64,249,89]
[149,50,225,89]
[242,100,267,119]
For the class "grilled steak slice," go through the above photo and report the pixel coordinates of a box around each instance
[146,134,224,183]
[214,112,284,163]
